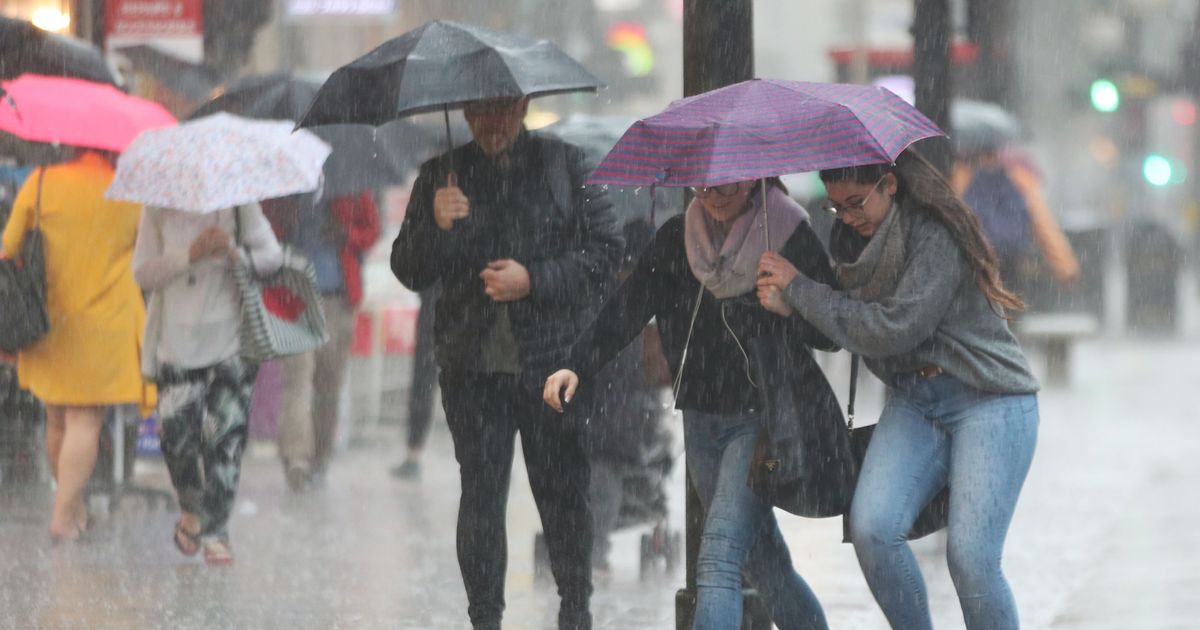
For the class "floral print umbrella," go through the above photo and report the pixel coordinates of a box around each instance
[106,113,331,213]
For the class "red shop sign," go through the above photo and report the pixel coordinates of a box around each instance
[106,0,202,39]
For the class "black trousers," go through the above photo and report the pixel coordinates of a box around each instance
[440,371,593,630]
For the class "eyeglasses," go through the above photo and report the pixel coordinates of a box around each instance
[688,182,744,197]
[824,176,886,218]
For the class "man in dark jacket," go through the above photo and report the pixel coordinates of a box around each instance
[391,96,623,630]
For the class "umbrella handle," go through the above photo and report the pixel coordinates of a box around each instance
[761,177,770,250]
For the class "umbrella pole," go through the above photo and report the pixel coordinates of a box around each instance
[761,177,769,249]
[443,105,456,184]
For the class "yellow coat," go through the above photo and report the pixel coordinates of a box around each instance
[1,153,154,413]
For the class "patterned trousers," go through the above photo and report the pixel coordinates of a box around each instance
[157,356,257,542]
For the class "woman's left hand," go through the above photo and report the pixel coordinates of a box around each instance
[757,251,799,289]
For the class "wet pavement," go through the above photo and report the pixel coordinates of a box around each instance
[1,335,1198,629]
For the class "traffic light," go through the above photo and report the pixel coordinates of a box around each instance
[1142,153,1187,187]
[1090,78,1120,112]
[606,22,655,77]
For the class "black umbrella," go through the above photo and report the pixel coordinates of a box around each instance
[542,114,681,228]
[295,20,602,169]
[112,45,216,102]
[190,73,438,196]
[0,16,118,85]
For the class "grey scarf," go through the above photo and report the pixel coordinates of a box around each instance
[834,203,907,302]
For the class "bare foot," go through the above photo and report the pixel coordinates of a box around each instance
[49,522,81,544]
[203,540,234,566]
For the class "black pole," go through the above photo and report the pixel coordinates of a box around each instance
[912,0,953,174]
[678,1,768,628]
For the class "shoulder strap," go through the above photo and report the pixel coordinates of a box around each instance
[847,354,860,429]
[671,281,706,401]
[33,167,45,229]
[233,205,243,246]
[542,138,573,215]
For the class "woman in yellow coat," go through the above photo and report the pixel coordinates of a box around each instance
[1,150,153,542]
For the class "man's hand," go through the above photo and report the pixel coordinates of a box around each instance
[480,259,531,302]
[188,225,232,263]
[543,369,580,413]
[433,174,470,231]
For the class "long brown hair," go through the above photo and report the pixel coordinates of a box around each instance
[819,150,1025,314]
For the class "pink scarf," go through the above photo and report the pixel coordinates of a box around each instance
[684,186,808,299]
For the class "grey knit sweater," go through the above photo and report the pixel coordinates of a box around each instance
[783,210,1039,394]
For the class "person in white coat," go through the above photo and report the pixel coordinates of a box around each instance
[132,203,281,566]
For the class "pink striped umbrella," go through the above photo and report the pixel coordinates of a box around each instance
[588,79,945,188]
[0,74,175,152]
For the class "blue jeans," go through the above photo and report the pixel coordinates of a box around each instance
[849,373,1038,630]
[684,410,828,630]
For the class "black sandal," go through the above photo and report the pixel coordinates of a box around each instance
[173,520,201,557]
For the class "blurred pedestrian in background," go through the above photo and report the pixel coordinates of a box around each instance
[390,282,440,481]
[1,149,154,542]
[952,147,1080,299]
[546,178,838,630]
[758,149,1040,630]
[133,202,281,565]
[392,95,623,630]
[263,190,380,491]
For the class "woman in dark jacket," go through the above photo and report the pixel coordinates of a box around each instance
[545,179,836,630]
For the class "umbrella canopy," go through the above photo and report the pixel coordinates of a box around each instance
[190,73,437,196]
[0,74,176,152]
[112,45,216,102]
[542,114,682,227]
[296,20,602,128]
[106,113,331,213]
[0,16,119,85]
[588,79,944,188]
[950,99,1021,153]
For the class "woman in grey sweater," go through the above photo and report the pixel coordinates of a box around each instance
[757,150,1038,630]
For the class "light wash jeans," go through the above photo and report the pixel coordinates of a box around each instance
[684,410,828,630]
[849,373,1038,630]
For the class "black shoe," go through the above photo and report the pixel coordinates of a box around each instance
[285,467,311,493]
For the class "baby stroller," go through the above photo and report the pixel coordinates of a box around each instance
[534,330,680,582]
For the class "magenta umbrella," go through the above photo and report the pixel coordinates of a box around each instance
[0,74,176,152]
[588,79,944,189]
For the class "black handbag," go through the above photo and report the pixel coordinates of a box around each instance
[841,354,949,542]
[0,169,49,353]
[746,336,857,518]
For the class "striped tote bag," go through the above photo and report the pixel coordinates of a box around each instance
[232,206,329,362]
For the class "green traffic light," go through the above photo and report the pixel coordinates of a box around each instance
[1090,79,1120,112]
[1143,154,1172,186]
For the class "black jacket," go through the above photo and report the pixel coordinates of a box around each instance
[566,215,839,415]
[391,130,624,381]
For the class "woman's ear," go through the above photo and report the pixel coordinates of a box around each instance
[885,172,899,196]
